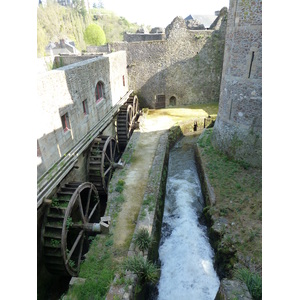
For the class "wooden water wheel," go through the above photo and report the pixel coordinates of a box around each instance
[126,95,139,118]
[88,135,120,196]
[42,182,109,277]
[116,104,134,151]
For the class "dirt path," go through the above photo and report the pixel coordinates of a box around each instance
[113,129,165,248]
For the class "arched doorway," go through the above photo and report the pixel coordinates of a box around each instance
[169,96,176,106]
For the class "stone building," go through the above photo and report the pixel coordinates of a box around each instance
[211,0,262,167]
[37,51,128,179]
[37,51,129,284]
[185,14,217,29]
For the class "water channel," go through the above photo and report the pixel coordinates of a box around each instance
[156,134,220,299]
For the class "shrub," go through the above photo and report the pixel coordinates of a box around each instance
[123,255,159,285]
[235,268,262,300]
[84,23,106,45]
[115,179,125,193]
[133,228,152,255]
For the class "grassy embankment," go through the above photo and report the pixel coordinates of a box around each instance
[63,143,138,299]
[197,128,262,299]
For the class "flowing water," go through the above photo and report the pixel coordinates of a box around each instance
[156,135,220,300]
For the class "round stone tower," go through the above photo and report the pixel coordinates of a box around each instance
[211,0,262,167]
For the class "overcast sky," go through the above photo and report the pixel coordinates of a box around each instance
[90,0,230,28]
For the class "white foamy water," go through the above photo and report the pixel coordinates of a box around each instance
[157,140,220,300]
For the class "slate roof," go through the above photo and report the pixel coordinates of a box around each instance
[185,14,217,28]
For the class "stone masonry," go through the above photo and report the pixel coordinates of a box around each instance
[212,0,262,167]
[37,51,128,179]
[111,11,227,108]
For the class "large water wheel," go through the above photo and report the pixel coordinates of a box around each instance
[117,104,134,151]
[42,182,109,277]
[88,135,120,196]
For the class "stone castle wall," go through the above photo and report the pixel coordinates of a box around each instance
[124,32,165,42]
[212,0,262,167]
[110,11,227,108]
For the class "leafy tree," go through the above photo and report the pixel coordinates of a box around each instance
[94,8,140,42]
[37,21,48,57]
[37,1,91,55]
[84,23,106,45]
[37,2,142,56]
[72,0,87,19]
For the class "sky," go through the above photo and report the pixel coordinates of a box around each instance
[90,0,229,28]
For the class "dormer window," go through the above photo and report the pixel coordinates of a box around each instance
[95,81,104,103]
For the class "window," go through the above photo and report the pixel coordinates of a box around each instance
[248,51,255,78]
[83,99,89,115]
[95,81,104,103]
[61,113,70,132]
[122,75,125,87]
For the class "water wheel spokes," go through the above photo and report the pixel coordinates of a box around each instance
[88,135,120,195]
[62,182,100,277]
[43,182,101,277]
[127,95,139,117]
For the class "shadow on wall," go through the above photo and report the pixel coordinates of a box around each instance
[138,29,226,108]
[37,58,114,293]
[37,57,113,180]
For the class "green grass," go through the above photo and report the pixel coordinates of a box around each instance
[64,140,141,299]
[115,194,125,204]
[66,235,117,300]
[235,268,262,300]
[198,129,262,272]
[115,179,125,193]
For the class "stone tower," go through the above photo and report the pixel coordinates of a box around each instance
[212,0,262,167]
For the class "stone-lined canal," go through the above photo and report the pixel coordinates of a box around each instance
[156,134,220,299]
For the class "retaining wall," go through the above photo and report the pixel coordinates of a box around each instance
[194,133,253,300]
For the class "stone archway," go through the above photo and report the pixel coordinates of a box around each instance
[169,96,176,106]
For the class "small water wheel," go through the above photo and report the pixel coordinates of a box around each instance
[88,135,120,196]
[126,95,139,118]
[42,182,109,277]
[117,104,134,151]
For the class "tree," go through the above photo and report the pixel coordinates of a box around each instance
[37,1,91,54]
[84,23,106,45]
[94,0,104,8]
[37,21,48,57]
[72,0,87,19]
